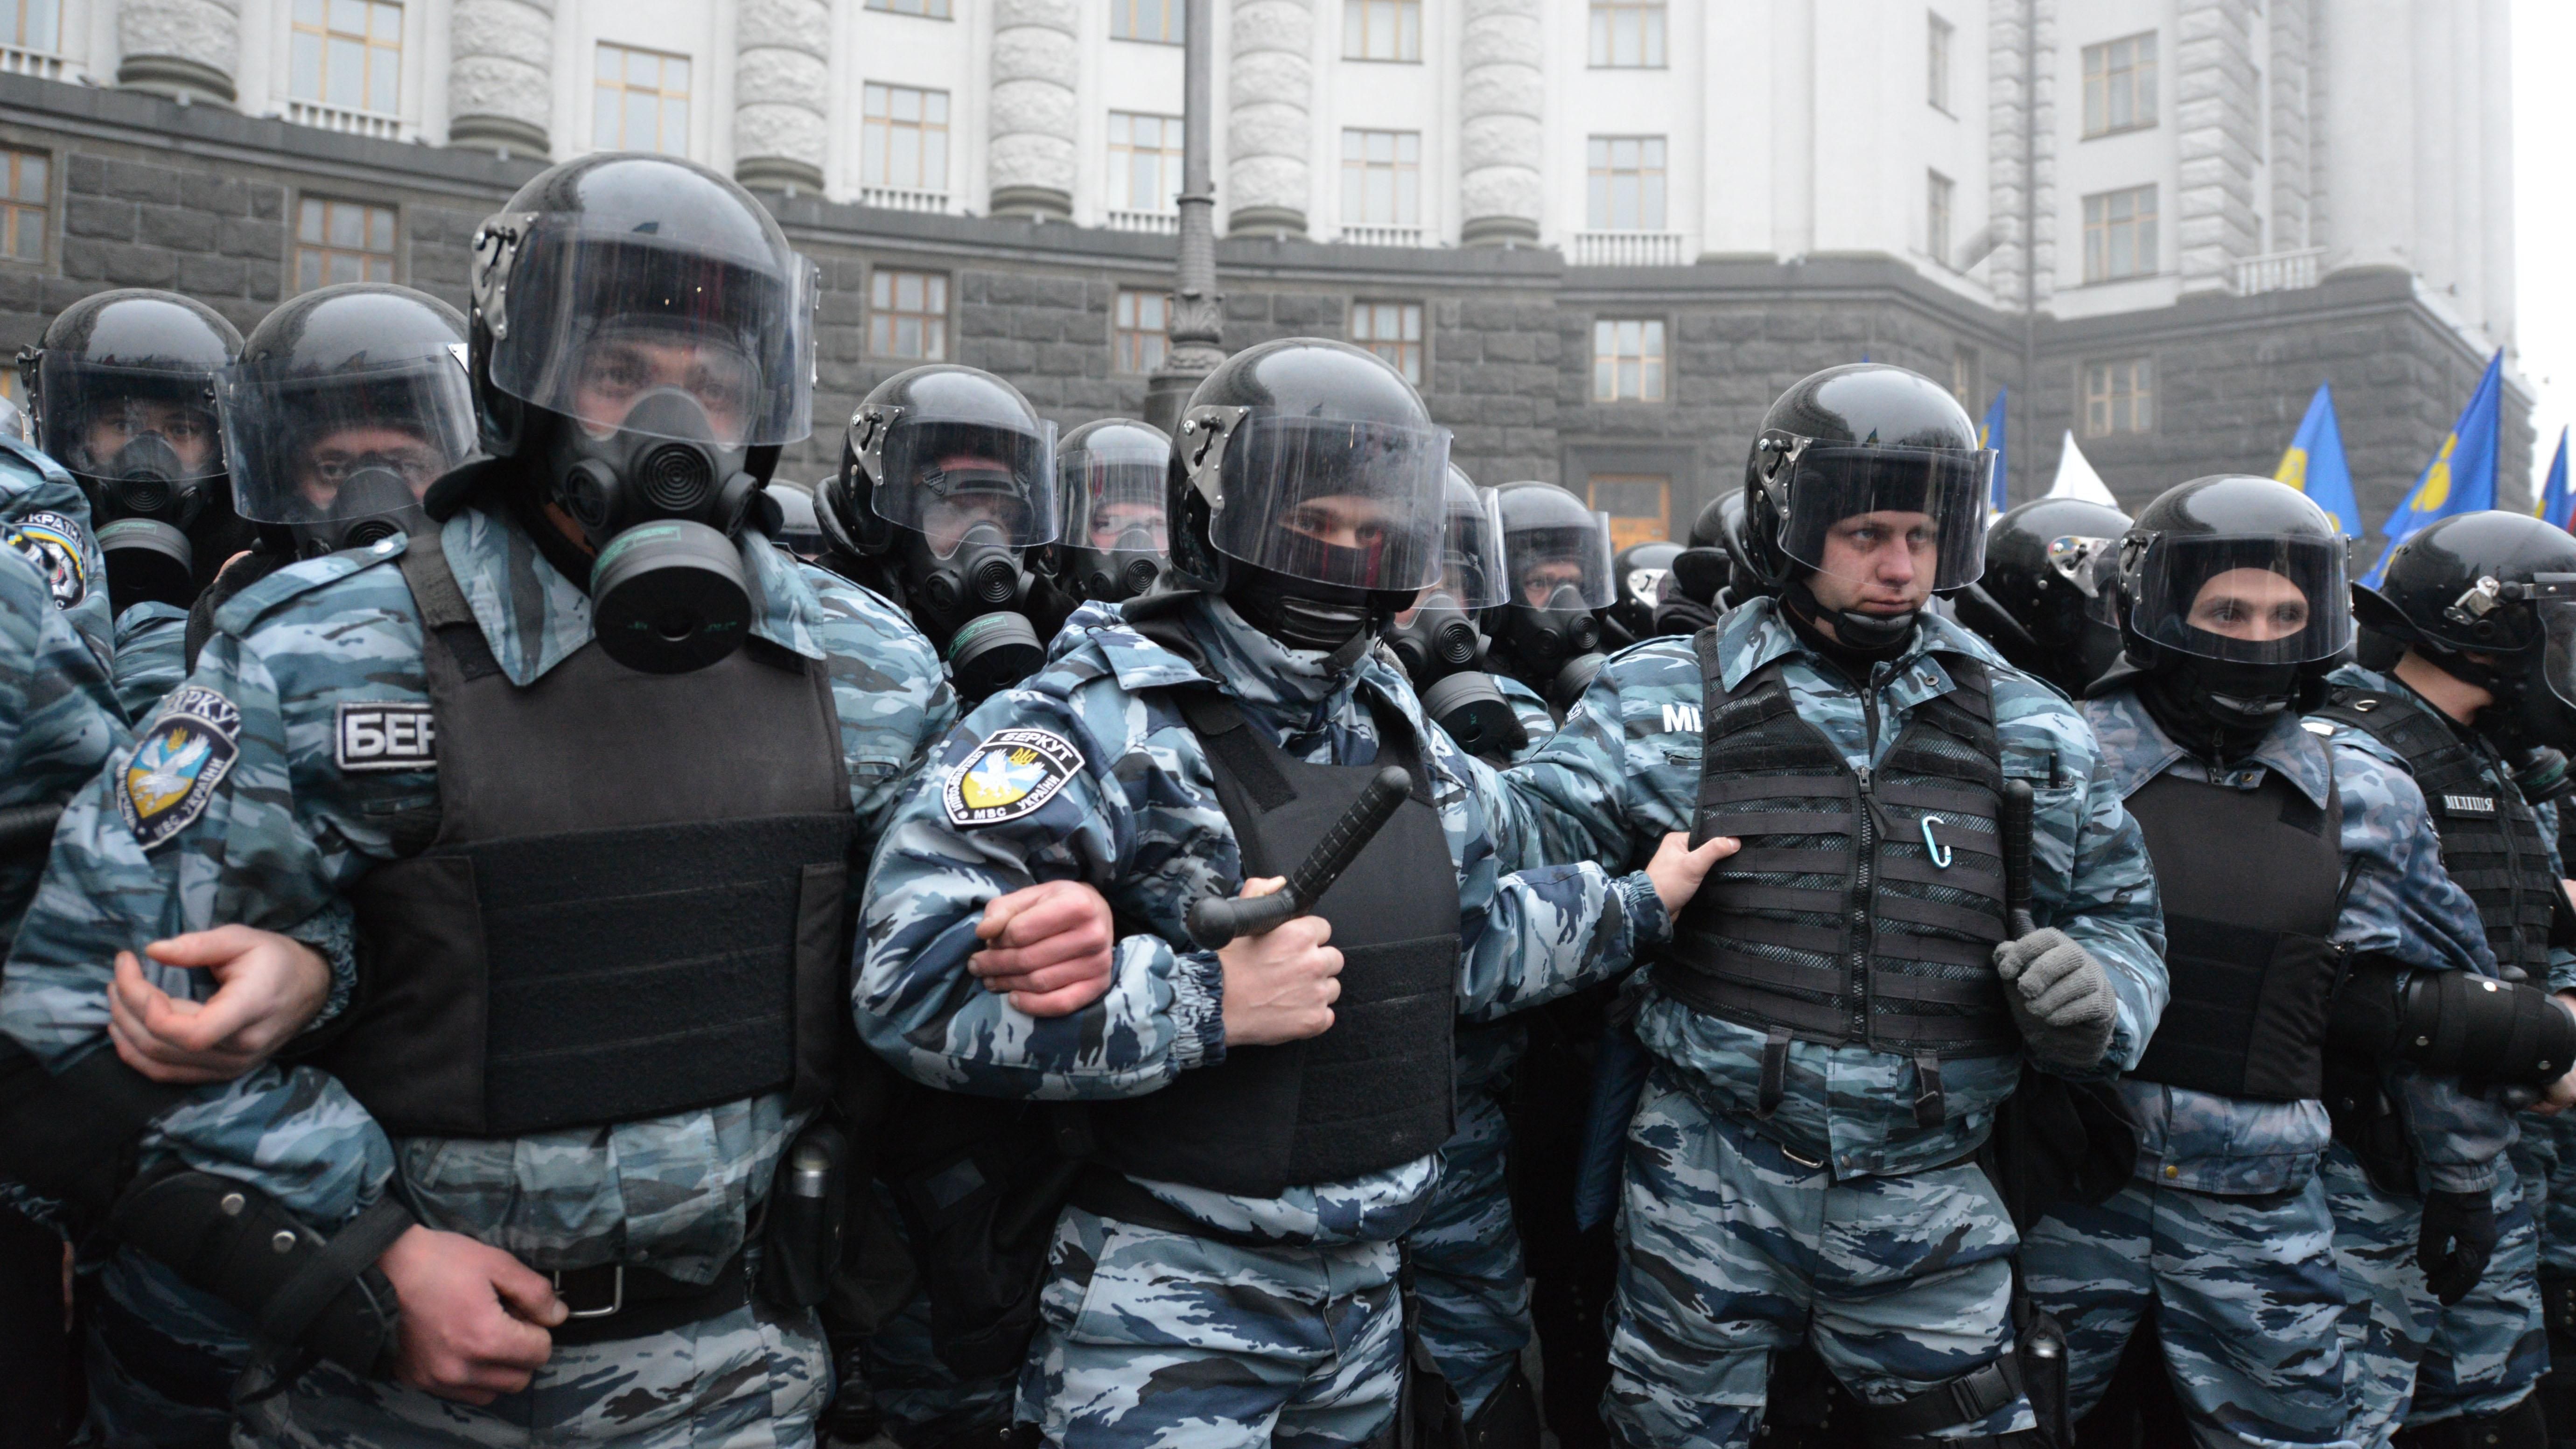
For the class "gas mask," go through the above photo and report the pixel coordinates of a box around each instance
[1497,583,1607,709]
[92,432,213,613]
[290,465,427,559]
[548,387,762,674]
[900,499,1044,703]
[1068,521,1165,602]
[1385,596,1527,758]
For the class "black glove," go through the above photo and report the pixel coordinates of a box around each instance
[2418,1188,2499,1306]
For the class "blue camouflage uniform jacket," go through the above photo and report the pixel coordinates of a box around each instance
[1502,598,2169,1179]
[0,437,114,674]
[0,534,125,958]
[2091,685,2506,1195]
[108,601,188,724]
[0,504,954,1274]
[856,594,1668,1246]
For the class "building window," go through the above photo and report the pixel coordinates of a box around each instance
[1926,170,1953,268]
[1107,112,1183,216]
[1950,343,1980,411]
[870,269,948,360]
[0,149,45,262]
[2082,184,2158,281]
[865,0,951,16]
[595,44,688,155]
[1586,136,1666,232]
[1111,0,1181,43]
[7,0,61,52]
[295,196,395,291]
[862,84,949,194]
[1340,129,1421,227]
[1592,318,1666,403]
[2083,357,2155,437]
[1589,1,1665,68]
[2083,32,2157,137]
[1115,289,1169,375]
[1350,300,1423,385]
[1588,476,1670,553]
[290,0,402,115]
[1343,0,1420,62]
[1927,12,1952,112]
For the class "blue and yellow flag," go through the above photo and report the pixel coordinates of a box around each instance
[2365,350,2505,585]
[1982,388,2009,516]
[2538,427,2571,532]
[2274,383,2360,538]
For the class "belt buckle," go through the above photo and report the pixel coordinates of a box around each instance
[553,1265,624,1320]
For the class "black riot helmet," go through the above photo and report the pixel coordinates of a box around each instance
[1385,468,1524,756]
[821,364,1058,699]
[219,284,473,561]
[464,153,819,673]
[2103,475,2352,756]
[1488,482,1614,707]
[1951,496,2130,697]
[1610,540,1682,643]
[766,482,824,560]
[1742,364,1992,652]
[1663,492,1738,609]
[1057,417,1170,602]
[1169,337,1452,652]
[2354,510,2576,755]
[21,288,244,612]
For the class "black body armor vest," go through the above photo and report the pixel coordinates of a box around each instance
[1661,634,2018,1082]
[2311,685,2554,983]
[322,529,855,1138]
[1085,689,1460,1198]
[2122,751,2345,1102]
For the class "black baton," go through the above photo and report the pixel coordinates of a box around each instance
[2000,778,2037,938]
[1187,766,1412,950]
[0,801,63,858]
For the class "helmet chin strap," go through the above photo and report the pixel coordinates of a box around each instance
[1781,575,1916,659]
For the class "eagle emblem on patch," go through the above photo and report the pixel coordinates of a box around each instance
[118,686,242,851]
[942,728,1084,827]
[5,511,90,609]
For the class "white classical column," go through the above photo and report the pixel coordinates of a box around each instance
[734,0,829,191]
[1226,0,1311,238]
[987,0,1078,220]
[1457,0,1540,246]
[115,0,240,106]
[2319,0,2414,274]
[448,0,556,156]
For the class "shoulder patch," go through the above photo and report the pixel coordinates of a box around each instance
[4,510,89,609]
[118,685,242,851]
[942,728,1085,827]
[336,700,437,771]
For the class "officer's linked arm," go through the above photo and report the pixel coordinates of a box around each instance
[1994,747,2168,1077]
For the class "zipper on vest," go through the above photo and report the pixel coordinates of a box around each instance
[1853,666,1887,1046]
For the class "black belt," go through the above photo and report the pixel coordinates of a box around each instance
[546,1249,754,1346]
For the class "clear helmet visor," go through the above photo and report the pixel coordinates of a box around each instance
[860,407,1060,555]
[2126,533,2354,664]
[483,214,816,446]
[1497,488,1614,609]
[1060,431,1169,557]
[1402,478,1507,619]
[1773,445,1993,590]
[2535,580,2576,711]
[1193,411,1452,592]
[221,350,475,528]
[36,357,226,482]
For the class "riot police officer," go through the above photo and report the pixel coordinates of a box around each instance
[857,336,1728,1449]
[0,152,959,1442]
[1502,363,2169,1447]
[1606,539,1681,647]
[1385,466,1549,765]
[2014,476,2528,1447]
[1950,496,2130,698]
[1485,481,1615,715]
[816,364,1074,702]
[1652,492,1746,637]
[1055,417,1170,604]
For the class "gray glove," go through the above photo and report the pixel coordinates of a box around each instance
[1993,928,2116,1072]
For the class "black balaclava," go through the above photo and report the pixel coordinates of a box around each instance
[2135,656,2309,763]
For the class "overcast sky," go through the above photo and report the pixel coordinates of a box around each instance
[2517,0,2573,498]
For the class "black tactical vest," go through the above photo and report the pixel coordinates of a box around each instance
[1661,634,2018,1083]
[2123,750,2344,1102]
[322,530,855,1138]
[1085,689,1460,1198]
[2311,685,2554,983]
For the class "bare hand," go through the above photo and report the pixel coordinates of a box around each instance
[1644,832,1739,917]
[378,1225,564,1404]
[1217,877,1343,1048]
[105,927,333,1084]
[970,880,1116,1016]
[2539,993,2576,1117]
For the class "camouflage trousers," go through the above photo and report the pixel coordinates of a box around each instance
[2019,1172,2356,1448]
[1020,1204,1406,1449]
[1601,1073,2034,1448]
[2405,1133,2547,1426]
[232,1297,828,1447]
[2323,1141,2455,1447]
[2541,1113,2576,1276]
[856,1197,1020,1449]
[1407,1079,1532,1419]
[81,1246,251,1449]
